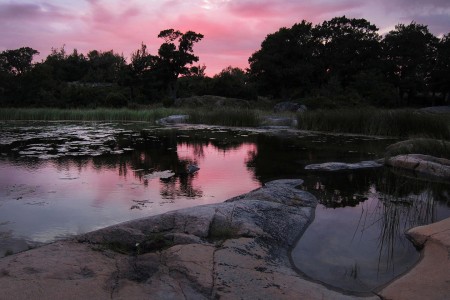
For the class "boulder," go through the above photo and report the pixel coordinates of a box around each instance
[419,106,450,114]
[379,218,450,300]
[305,160,383,171]
[0,179,379,300]
[385,154,450,180]
[156,114,189,125]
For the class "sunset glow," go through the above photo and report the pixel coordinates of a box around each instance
[1,0,449,75]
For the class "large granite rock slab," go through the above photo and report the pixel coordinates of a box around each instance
[0,179,379,300]
[379,218,450,300]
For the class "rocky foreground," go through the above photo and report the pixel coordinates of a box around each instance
[0,179,448,299]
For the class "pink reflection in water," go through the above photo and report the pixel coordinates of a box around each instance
[0,142,261,244]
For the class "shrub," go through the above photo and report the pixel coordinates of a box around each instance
[105,92,128,108]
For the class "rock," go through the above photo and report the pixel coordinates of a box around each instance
[261,116,297,127]
[419,106,450,114]
[305,160,383,171]
[297,104,307,113]
[186,164,199,174]
[174,95,250,109]
[379,218,450,300]
[156,115,189,125]
[0,179,378,300]
[273,101,303,113]
[385,154,450,180]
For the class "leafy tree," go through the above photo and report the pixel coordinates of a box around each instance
[44,46,88,82]
[154,29,204,99]
[84,50,126,83]
[0,47,39,75]
[0,47,39,106]
[177,64,211,98]
[315,16,381,88]
[249,20,320,99]
[430,34,450,104]
[382,22,439,103]
[125,42,158,101]
[210,66,255,99]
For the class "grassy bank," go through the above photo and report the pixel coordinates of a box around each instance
[0,108,183,123]
[0,107,262,127]
[189,108,261,127]
[298,109,450,139]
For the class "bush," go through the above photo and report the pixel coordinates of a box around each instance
[105,92,128,108]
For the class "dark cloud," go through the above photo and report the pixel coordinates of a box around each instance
[0,2,71,20]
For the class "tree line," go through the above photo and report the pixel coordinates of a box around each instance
[1,16,449,109]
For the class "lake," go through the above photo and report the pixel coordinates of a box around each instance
[1,121,449,293]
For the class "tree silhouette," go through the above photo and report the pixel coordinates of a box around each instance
[383,22,439,103]
[155,29,204,99]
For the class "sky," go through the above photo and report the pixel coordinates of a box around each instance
[0,0,449,76]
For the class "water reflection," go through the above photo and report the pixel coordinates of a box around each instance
[293,169,450,292]
[0,122,449,294]
[0,124,261,248]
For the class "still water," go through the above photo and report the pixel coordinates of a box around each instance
[0,121,449,293]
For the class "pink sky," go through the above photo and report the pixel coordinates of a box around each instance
[0,0,449,76]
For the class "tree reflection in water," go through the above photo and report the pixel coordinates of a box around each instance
[293,167,450,292]
[1,123,449,291]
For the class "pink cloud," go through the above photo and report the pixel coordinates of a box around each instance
[0,0,448,75]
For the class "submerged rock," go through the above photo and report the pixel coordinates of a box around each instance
[186,164,199,174]
[0,179,379,299]
[305,160,383,171]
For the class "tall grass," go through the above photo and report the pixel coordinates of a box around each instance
[188,108,261,127]
[0,108,183,123]
[0,107,262,127]
[298,109,450,139]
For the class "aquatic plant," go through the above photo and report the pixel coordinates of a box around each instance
[297,109,450,139]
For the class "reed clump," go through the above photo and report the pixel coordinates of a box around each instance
[297,109,450,139]
[0,108,182,123]
[188,108,261,127]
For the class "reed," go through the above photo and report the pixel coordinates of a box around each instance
[297,109,450,139]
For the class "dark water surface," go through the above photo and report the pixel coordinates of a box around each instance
[1,121,449,293]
